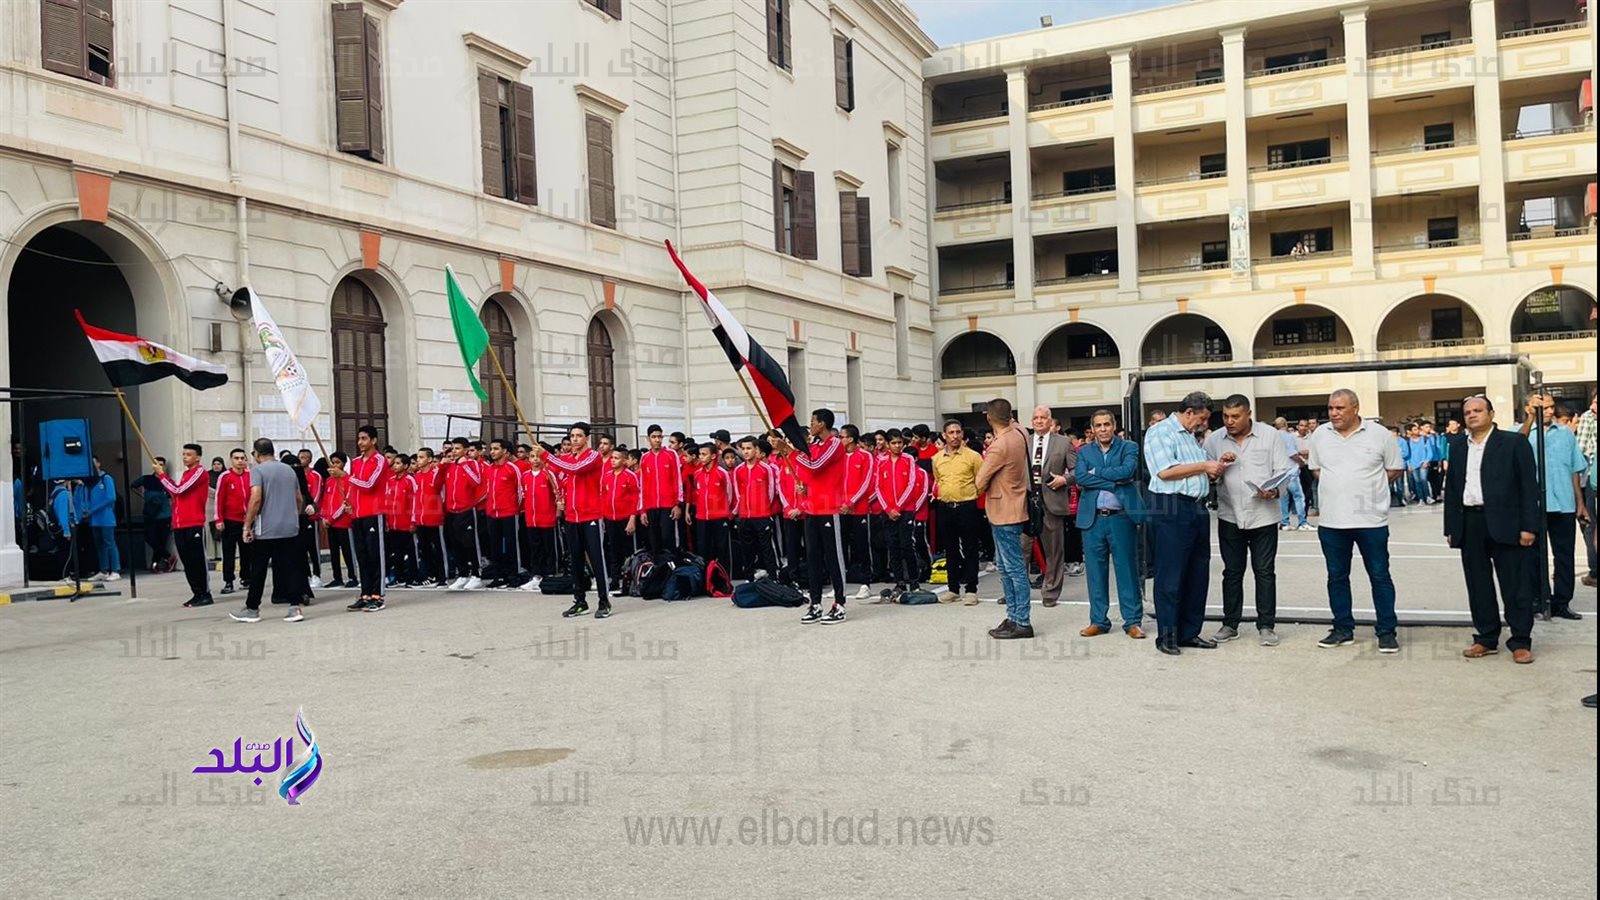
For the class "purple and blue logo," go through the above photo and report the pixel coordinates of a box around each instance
[191,708,323,806]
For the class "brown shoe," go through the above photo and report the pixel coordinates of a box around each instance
[1462,644,1499,658]
[1079,624,1109,637]
[1042,598,1058,608]
[1125,625,1147,640]
[1512,648,1534,664]
[1583,575,1597,588]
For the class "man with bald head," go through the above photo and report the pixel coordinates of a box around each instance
[1023,405,1076,608]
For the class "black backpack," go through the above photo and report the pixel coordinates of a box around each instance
[539,573,575,594]
[639,560,677,600]
[618,550,654,596]
[753,578,805,607]
[898,589,939,605]
[662,564,704,601]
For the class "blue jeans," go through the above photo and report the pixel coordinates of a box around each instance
[1279,475,1307,527]
[1408,467,1431,503]
[1082,512,1141,630]
[1318,526,1397,635]
[94,526,120,574]
[991,522,1031,627]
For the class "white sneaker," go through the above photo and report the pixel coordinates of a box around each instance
[284,607,304,623]
[983,562,998,574]
[1298,523,1317,531]
[853,585,872,600]
[520,577,542,592]
[103,571,122,582]
[448,577,470,591]
[464,576,485,591]
[308,575,323,589]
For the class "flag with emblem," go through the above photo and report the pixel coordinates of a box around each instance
[75,310,228,390]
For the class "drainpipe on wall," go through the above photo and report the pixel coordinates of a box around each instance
[221,0,252,435]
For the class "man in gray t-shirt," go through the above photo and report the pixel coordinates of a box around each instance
[231,438,311,622]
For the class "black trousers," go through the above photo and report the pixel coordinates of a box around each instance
[976,509,995,562]
[220,520,249,585]
[1147,494,1211,642]
[842,513,871,581]
[144,518,171,568]
[868,512,890,581]
[780,514,806,580]
[1460,508,1534,651]
[245,536,307,609]
[174,525,209,599]
[913,519,932,582]
[523,525,557,577]
[415,524,446,584]
[1064,518,1083,565]
[300,518,321,577]
[353,515,385,597]
[695,518,732,576]
[485,515,518,579]
[445,511,480,579]
[387,531,417,583]
[1218,519,1278,630]
[934,500,980,593]
[643,507,677,558]
[566,519,610,604]
[885,513,917,587]
[605,518,636,580]
[737,516,779,579]
[1300,467,1317,511]
[1546,511,1577,610]
[326,525,356,583]
[804,513,846,606]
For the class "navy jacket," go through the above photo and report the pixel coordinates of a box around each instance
[1074,439,1145,528]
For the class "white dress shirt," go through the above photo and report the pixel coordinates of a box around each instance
[1462,433,1488,507]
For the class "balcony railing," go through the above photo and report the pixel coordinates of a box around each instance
[1369,36,1473,58]
[1038,358,1122,373]
[1140,260,1230,276]
[1032,185,1116,201]
[1137,170,1227,186]
[1142,352,1235,366]
[1134,75,1223,95]
[1506,124,1594,140]
[1248,55,1345,77]
[1248,155,1347,173]
[931,109,1008,127]
[1252,248,1352,265]
[1513,329,1599,343]
[1371,138,1475,157]
[938,281,1015,296]
[1030,94,1111,113]
[934,198,1011,213]
[1501,21,1588,39]
[1256,344,1356,360]
[1375,237,1481,252]
[1036,272,1118,287]
[1509,226,1592,241]
[1377,336,1486,351]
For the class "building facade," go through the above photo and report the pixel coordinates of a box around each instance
[925,0,1596,433]
[0,0,938,580]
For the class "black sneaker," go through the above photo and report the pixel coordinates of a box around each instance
[1317,629,1355,648]
[184,595,214,608]
[595,603,613,620]
[562,601,590,618]
[364,597,387,612]
[1377,633,1400,654]
[821,605,847,625]
[343,579,359,589]
[800,605,823,624]
[220,583,236,595]
[346,597,370,612]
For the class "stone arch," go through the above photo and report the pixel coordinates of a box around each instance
[1139,312,1234,366]
[939,331,1017,379]
[1375,292,1486,350]
[1509,284,1596,342]
[1034,321,1121,373]
[1248,303,1356,356]
[326,262,417,449]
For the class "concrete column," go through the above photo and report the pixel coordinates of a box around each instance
[924,85,941,304]
[1470,0,1510,268]
[1343,7,1376,279]
[1108,48,1139,298]
[1015,372,1038,417]
[1221,28,1251,285]
[1005,66,1035,305]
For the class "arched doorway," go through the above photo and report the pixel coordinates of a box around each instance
[1377,294,1484,350]
[940,331,1016,379]
[587,316,616,427]
[478,296,518,434]
[1252,304,1354,358]
[330,276,388,447]
[1511,286,1596,342]
[1036,323,1119,373]
[1141,314,1232,366]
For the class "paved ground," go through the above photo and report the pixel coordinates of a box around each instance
[2,507,1594,899]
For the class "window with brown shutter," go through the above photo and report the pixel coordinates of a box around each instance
[767,0,791,69]
[586,114,616,229]
[834,34,854,112]
[582,0,622,18]
[478,73,537,205]
[772,159,788,253]
[331,277,389,448]
[793,170,817,260]
[331,3,385,163]
[512,83,538,205]
[479,297,519,429]
[839,190,860,275]
[41,0,114,86]
[855,196,872,277]
[478,71,506,199]
[587,317,617,426]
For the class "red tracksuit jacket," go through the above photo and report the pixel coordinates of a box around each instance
[912,466,931,522]
[843,448,876,516]
[385,474,416,531]
[734,461,777,519]
[874,454,919,514]
[345,451,389,519]
[520,467,560,529]
[319,476,352,527]
[441,458,482,515]
[214,469,250,524]
[161,463,210,529]
[601,467,642,521]
[774,456,800,516]
[484,460,521,519]
[693,465,737,521]
[412,466,445,528]
[792,436,845,516]
[543,449,605,523]
[638,448,683,510]
[304,470,323,521]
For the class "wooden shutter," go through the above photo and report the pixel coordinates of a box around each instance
[603,0,623,19]
[794,170,818,260]
[855,196,872,277]
[765,0,781,66]
[363,15,385,163]
[834,34,852,111]
[331,3,369,154]
[512,82,538,206]
[781,0,791,72]
[82,0,113,84]
[478,71,505,198]
[41,0,85,79]
[772,159,785,251]
[331,279,389,448]
[586,114,616,228]
[838,190,860,275]
[587,318,617,425]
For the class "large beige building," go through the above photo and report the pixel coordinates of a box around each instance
[926,0,1596,432]
[0,0,937,580]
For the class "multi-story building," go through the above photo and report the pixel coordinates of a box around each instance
[0,0,937,579]
[926,0,1595,432]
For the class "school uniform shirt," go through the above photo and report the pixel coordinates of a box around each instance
[214,469,250,524]
[873,453,920,514]
[318,476,353,528]
[601,467,643,522]
[639,448,684,510]
[385,474,416,531]
[160,463,210,529]
[483,460,522,519]
[734,461,778,519]
[843,448,876,516]
[412,466,445,528]
[520,467,561,529]
[442,458,484,515]
[792,436,846,516]
[694,464,738,521]
[346,451,390,519]
[543,449,606,523]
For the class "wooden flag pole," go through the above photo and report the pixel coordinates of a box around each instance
[484,342,536,446]
[113,388,160,467]
[735,368,776,436]
[308,423,333,463]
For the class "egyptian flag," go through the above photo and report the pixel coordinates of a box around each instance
[665,241,808,448]
[75,310,228,390]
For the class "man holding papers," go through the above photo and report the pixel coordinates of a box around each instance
[1203,395,1293,647]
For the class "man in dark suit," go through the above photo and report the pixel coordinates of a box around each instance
[1444,395,1539,664]
[1024,405,1076,608]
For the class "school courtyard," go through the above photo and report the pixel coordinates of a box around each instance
[0,507,1594,900]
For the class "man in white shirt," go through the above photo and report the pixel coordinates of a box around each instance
[1306,389,1406,653]
[1205,396,1292,647]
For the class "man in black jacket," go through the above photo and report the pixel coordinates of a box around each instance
[1444,395,1539,664]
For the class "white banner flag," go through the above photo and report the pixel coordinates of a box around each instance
[248,287,322,434]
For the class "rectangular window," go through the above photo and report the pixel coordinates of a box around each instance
[1059,84,1111,103]
[1201,241,1228,264]
[839,191,873,277]
[586,113,616,228]
[846,355,864,427]
[1199,153,1227,178]
[1066,250,1118,277]
[478,71,538,205]
[1266,138,1332,169]
[1272,315,1336,345]
[772,160,816,259]
[1422,122,1455,149]
[1270,227,1334,256]
[893,293,909,377]
[41,0,114,86]
[886,143,903,220]
[786,346,808,414]
[1263,48,1328,72]
[1420,31,1452,47]
[834,34,855,111]
[1431,307,1464,340]
[1068,331,1116,359]
[586,0,623,19]
[1195,66,1223,85]
[767,0,791,69]
[331,3,385,163]
[1427,216,1459,246]
[1063,167,1115,193]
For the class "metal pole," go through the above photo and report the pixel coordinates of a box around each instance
[1534,391,1550,618]
[17,399,29,589]
[121,408,137,599]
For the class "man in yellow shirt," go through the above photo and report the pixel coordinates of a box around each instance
[932,420,984,604]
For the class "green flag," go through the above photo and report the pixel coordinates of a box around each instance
[446,266,490,402]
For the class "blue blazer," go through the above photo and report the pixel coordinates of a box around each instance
[1073,439,1145,528]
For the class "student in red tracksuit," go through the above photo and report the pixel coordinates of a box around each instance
[214,448,251,593]
[786,408,849,623]
[680,447,700,552]
[691,443,737,579]
[540,423,612,618]
[839,424,876,598]
[302,461,324,587]
[384,454,418,586]
[638,425,683,559]
[734,437,780,581]
[159,443,213,606]
[320,453,357,587]
[874,429,921,600]
[911,461,933,585]
[411,448,448,588]
[517,452,561,590]
[869,435,892,584]
[600,448,642,583]
[482,439,523,587]
[441,437,485,589]
[345,425,391,611]
[772,444,805,581]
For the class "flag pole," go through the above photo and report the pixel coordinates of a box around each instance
[734,368,775,436]
[308,423,332,462]
[483,342,536,446]
[113,388,160,467]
